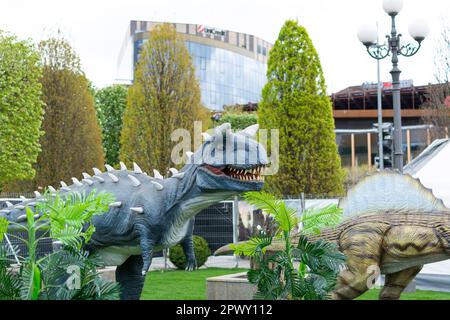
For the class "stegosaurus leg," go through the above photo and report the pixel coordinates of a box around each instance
[116,255,145,300]
[379,265,422,300]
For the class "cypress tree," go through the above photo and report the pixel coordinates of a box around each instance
[120,23,210,174]
[259,20,344,196]
[33,37,104,189]
[0,32,44,187]
[95,85,128,166]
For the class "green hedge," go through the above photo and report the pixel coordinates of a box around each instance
[218,113,257,130]
[169,235,211,270]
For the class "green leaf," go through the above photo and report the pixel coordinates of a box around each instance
[300,205,342,235]
[230,235,272,257]
[0,218,8,241]
[244,191,298,232]
[20,262,41,300]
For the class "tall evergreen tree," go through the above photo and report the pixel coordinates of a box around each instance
[0,32,44,187]
[32,37,104,189]
[259,20,344,196]
[120,23,210,174]
[95,85,128,166]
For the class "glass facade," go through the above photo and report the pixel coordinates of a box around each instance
[186,41,267,111]
[134,38,268,111]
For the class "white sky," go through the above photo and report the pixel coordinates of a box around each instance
[1,0,448,93]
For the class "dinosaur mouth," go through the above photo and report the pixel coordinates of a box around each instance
[202,164,265,182]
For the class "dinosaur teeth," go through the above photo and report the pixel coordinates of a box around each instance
[133,162,143,174]
[20,196,27,201]
[130,207,144,214]
[169,168,179,176]
[108,173,119,183]
[93,167,102,176]
[72,177,83,187]
[16,205,25,210]
[93,176,105,183]
[105,164,115,172]
[17,214,27,222]
[48,186,57,193]
[60,181,68,188]
[82,172,92,179]
[0,209,10,214]
[120,162,127,170]
[127,175,141,187]
[34,191,41,198]
[5,201,13,208]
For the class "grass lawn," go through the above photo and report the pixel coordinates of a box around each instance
[141,268,248,300]
[141,268,450,300]
[357,289,450,300]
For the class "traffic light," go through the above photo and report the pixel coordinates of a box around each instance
[382,126,394,168]
[374,123,394,169]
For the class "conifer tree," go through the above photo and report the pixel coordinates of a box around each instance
[95,85,128,166]
[258,20,344,196]
[33,37,104,189]
[0,32,44,187]
[120,23,210,174]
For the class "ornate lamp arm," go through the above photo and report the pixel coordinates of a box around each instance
[366,43,390,60]
[399,42,422,57]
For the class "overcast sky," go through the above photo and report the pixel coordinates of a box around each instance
[1,0,448,93]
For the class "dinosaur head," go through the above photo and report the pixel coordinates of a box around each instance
[191,123,268,193]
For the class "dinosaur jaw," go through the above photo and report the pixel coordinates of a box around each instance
[201,164,265,182]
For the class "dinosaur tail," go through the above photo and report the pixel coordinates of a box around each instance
[214,230,340,256]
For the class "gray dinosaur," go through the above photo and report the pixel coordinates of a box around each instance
[0,123,267,299]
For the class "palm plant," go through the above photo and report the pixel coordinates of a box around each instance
[0,190,121,300]
[231,191,346,300]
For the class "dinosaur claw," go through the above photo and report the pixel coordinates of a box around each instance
[141,270,147,276]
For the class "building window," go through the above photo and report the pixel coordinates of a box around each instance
[200,57,206,70]
[257,44,262,54]
[262,47,267,56]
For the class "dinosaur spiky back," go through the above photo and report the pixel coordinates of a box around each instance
[339,171,448,219]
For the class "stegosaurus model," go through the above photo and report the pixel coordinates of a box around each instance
[216,172,450,300]
[0,123,268,300]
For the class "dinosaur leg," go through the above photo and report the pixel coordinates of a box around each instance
[181,218,197,271]
[332,228,384,300]
[115,255,145,300]
[379,265,422,300]
[137,226,155,275]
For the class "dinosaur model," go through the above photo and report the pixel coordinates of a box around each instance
[216,172,450,300]
[0,123,268,300]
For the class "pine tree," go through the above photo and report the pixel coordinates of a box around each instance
[33,37,104,189]
[258,20,344,196]
[0,32,44,187]
[95,85,128,166]
[120,23,210,174]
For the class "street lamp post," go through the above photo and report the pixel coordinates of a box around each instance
[357,0,430,172]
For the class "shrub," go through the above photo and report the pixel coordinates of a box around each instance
[169,236,211,270]
[217,113,257,130]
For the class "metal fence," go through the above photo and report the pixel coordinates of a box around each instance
[193,201,233,252]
